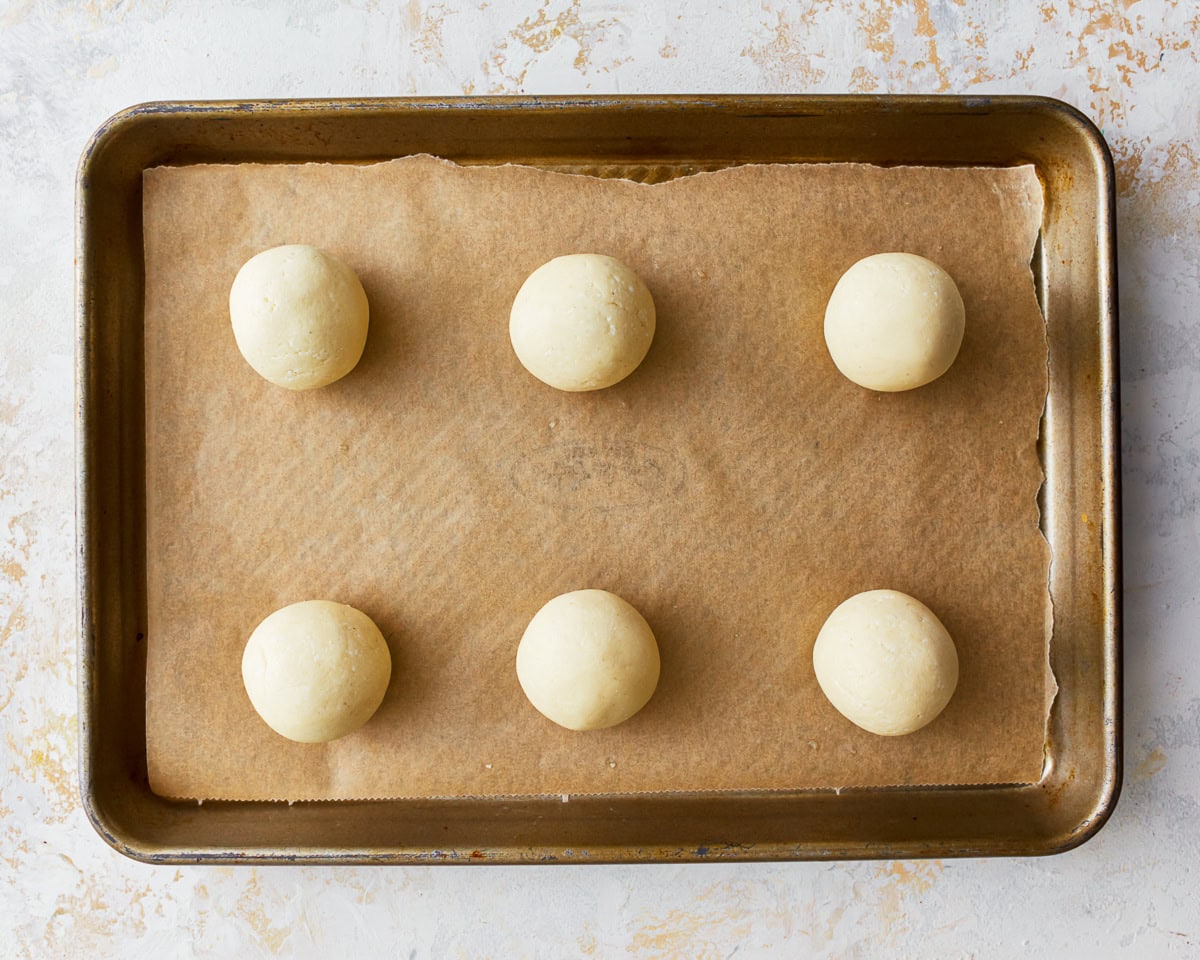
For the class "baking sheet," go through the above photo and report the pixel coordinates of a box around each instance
[143,155,1050,802]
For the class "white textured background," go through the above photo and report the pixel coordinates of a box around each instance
[2,1,1198,956]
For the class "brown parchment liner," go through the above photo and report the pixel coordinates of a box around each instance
[143,156,1051,802]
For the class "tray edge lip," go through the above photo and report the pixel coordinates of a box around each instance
[77,91,1115,125]
[75,100,124,865]
[1026,92,1124,856]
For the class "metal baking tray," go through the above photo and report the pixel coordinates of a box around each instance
[76,95,1120,864]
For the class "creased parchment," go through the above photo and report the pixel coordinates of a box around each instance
[143,156,1050,801]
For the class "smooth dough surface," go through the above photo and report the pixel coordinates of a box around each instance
[509,254,656,391]
[515,589,661,731]
[812,589,958,736]
[823,252,965,392]
[230,244,369,390]
[241,600,391,743]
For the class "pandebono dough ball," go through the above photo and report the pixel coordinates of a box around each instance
[823,252,965,392]
[812,589,958,736]
[241,600,391,743]
[516,589,661,731]
[229,244,369,390]
[509,254,656,391]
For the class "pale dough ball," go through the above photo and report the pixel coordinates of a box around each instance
[812,589,958,736]
[509,254,656,391]
[229,244,369,390]
[823,252,965,392]
[241,600,391,743]
[516,589,660,731]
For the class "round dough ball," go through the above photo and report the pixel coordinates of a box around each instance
[516,589,660,731]
[812,589,958,736]
[823,252,965,392]
[230,244,369,390]
[509,254,656,391]
[241,600,391,743]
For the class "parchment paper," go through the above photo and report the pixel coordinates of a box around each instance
[143,155,1050,801]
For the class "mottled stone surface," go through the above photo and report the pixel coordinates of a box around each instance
[1,2,1197,956]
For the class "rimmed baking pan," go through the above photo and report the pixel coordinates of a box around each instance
[76,95,1119,863]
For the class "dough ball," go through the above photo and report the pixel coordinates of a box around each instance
[823,252,965,392]
[812,589,958,736]
[509,254,656,391]
[230,244,369,390]
[241,600,391,743]
[516,589,660,731]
